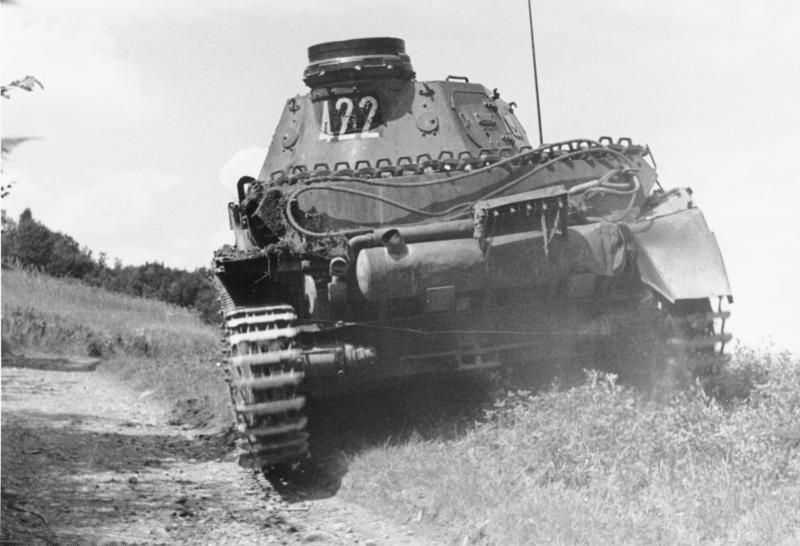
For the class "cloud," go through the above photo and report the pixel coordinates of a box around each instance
[2,165,185,262]
[2,9,164,136]
[1,0,218,27]
[219,146,266,194]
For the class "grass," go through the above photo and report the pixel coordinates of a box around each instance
[4,266,799,544]
[1,267,229,429]
[337,349,800,545]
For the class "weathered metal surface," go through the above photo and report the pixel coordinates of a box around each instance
[629,192,732,303]
[264,148,658,232]
[355,220,627,302]
[259,77,529,185]
[356,238,484,301]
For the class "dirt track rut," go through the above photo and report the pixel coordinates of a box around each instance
[1,361,439,545]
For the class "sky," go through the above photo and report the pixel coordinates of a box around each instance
[2,0,799,352]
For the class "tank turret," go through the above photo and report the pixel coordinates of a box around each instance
[259,37,529,186]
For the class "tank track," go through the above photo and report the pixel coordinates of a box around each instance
[663,300,731,386]
[621,292,732,391]
[222,304,309,468]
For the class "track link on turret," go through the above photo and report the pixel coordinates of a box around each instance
[223,305,309,468]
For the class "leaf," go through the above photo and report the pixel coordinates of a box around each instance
[1,75,44,99]
[2,137,40,157]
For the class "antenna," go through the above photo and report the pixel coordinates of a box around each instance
[527,0,544,145]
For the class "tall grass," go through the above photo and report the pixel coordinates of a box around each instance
[2,267,229,428]
[340,349,800,545]
[2,267,217,357]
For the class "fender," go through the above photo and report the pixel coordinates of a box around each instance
[626,189,732,303]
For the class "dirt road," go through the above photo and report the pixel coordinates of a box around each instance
[1,358,439,545]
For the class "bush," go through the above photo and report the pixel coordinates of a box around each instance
[1,209,220,323]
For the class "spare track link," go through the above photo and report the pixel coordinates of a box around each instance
[223,304,309,468]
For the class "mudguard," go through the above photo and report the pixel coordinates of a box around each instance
[627,190,732,303]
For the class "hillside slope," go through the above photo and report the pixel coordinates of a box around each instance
[1,267,227,428]
[337,363,800,545]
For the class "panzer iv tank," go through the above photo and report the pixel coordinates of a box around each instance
[213,37,733,468]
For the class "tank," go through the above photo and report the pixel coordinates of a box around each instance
[213,37,733,468]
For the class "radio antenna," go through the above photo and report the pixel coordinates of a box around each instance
[526,0,544,145]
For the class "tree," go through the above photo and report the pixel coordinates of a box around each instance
[11,208,54,269]
[1,208,220,323]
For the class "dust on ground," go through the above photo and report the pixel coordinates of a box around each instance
[1,355,440,545]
